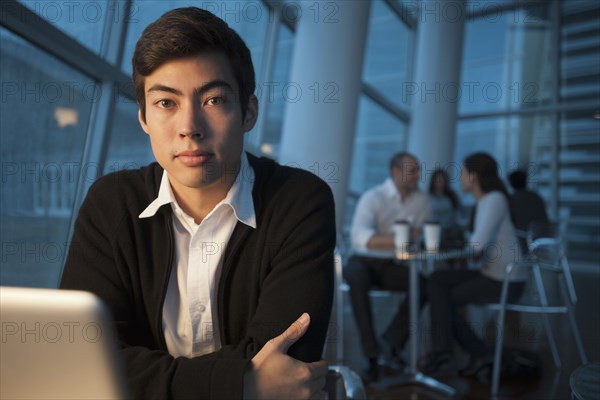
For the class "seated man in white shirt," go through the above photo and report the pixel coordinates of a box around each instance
[344,152,432,382]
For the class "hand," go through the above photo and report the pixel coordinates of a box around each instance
[243,313,328,400]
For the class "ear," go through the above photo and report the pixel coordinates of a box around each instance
[242,95,258,132]
[138,109,150,135]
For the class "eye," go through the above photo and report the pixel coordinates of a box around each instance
[205,96,225,106]
[156,99,175,109]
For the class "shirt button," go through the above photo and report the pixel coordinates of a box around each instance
[198,304,206,312]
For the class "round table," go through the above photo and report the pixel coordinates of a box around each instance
[570,362,600,400]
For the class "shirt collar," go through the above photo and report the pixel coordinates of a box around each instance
[383,177,418,202]
[219,153,257,228]
[139,153,257,229]
[139,170,175,219]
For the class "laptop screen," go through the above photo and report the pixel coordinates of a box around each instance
[1,286,130,399]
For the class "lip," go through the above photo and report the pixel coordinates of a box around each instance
[175,150,213,167]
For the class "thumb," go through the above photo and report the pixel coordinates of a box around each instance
[271,312,310,353]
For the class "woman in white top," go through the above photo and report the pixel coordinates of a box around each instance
[423,152,527,377]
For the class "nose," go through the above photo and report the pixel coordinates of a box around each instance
[178,105,204,139]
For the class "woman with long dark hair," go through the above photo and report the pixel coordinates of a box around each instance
[428,168,460,231]
[422,152,527,376]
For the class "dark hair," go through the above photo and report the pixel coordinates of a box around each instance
[389,151,418,171]
[463,152,509,198]
[132,7,255,122]
[508,170,527,190]
[463,152,512,230]
[428,169,459,209]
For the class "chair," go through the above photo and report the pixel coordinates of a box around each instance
[325,365,367,400]
[331,246,402,365]
[324,251,345,364]
[485,223,588,397]
[323,250,366,399]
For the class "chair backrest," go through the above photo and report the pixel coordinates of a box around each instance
[326,365,366,400]
[527,221,566,267]
[527,221,578,304]
[529,237,563,268]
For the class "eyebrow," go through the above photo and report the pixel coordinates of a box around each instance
[146,79,234,97]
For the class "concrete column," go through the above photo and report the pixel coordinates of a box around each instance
[279,1,370,231]
[407,0,466,181]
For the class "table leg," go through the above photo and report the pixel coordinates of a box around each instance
[371,258,456,396]
[409,257,418,373]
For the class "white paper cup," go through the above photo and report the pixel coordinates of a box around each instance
[393,221,410,252]
[424,223,441,252]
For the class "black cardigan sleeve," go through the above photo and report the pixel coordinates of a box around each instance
[227,165,336,364]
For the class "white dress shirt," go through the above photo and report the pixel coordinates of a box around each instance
[350,178,432,250]
[139,154,256,358]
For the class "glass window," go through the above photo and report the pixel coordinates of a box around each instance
[465,0,518,15]
[225,2,269,81]
[557,110,600,261]
[121,1,268,77]
[120,1,196,73]
[17,0,109,54]
[1,29,93,288]
[555,1,599,265]
[350,96,406,193]
[363,0,413,109]
[460,3,552,114]
[344,96,405,232]
[103,93,154,175]
[259,24,294,156]
[560,2,600,104]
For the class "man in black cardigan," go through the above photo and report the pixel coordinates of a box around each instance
[60,7,335,399]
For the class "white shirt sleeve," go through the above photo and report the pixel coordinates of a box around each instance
[350,191,378,250]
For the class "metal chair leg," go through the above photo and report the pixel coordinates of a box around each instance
[533,264,561,369]
[560,255,578,304]
[334,253,344,363]
[491,263,513,398]
[557,274,588,365]
[491,288,510,396]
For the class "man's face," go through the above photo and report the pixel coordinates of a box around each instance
[392,156,421,193]
[139,52,258,194]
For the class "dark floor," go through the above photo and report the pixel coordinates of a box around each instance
[326,264,600,399]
